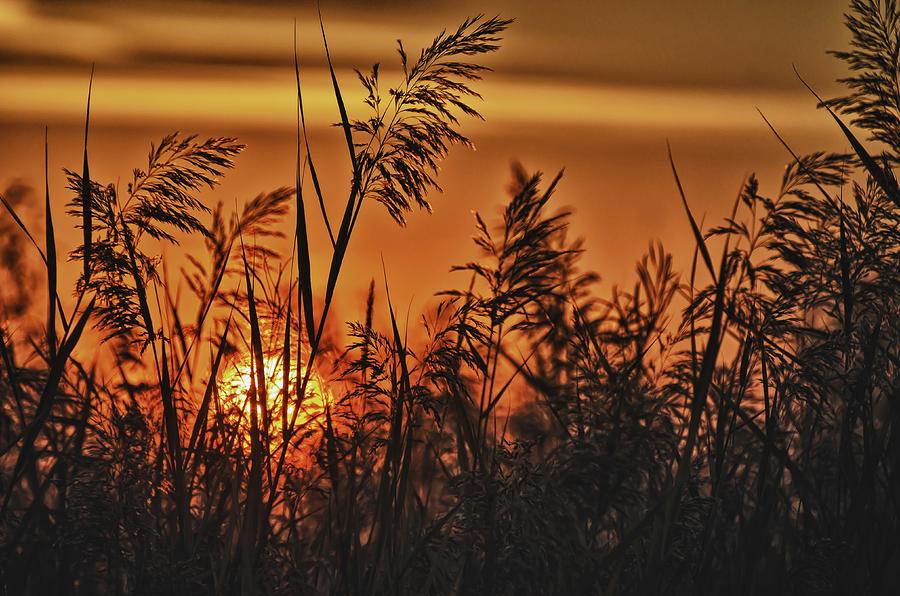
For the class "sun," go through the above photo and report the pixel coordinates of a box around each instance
[219,352,332,442]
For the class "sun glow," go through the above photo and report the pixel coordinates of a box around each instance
[219,353,332,442]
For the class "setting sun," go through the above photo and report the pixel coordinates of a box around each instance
[219,352,332,440]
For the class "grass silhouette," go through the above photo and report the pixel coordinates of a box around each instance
[1,2,900,594]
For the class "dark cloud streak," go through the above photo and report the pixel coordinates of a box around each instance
[2,0,848,91]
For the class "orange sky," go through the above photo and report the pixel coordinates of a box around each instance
[0,0,853,324]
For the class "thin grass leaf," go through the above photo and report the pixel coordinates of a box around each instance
[295,20,336,248]
[81,65,94,282]
[318,5,358,175]
[44,128,57,359]
[794,64,900,208]
[294,29,317,347]
[668,141,717,283]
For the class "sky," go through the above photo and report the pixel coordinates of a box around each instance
[0,0,853,325]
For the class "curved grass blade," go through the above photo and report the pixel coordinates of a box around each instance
[294,25,317,347]
[44,127,57,359]
[238,232,266,580]
[793,64,900,209]
[295,20,336,248]
[81,65,94,282]
[318,5,357,175]
[667,141,717,283]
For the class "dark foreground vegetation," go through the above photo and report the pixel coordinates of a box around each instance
[2,1,900,594]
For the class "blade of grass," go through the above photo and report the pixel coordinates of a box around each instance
[281,281,292,441]
[81,65,94,282]
[44,127,57,359]
[269,10,366,502]
[667,141,717,283]
[318,4,357,174]
[757,109,843,210]
[239,231,266,564]
[293,30,317,347]
[793,65,900,209]
[295,19,336,248]
[645,154,734,591]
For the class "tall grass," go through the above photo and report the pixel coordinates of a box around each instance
[1,2,899,594]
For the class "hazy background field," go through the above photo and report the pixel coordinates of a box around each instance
[1,0,849,317]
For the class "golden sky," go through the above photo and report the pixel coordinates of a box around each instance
[0,0,853,320]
